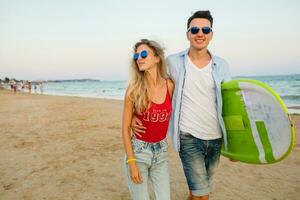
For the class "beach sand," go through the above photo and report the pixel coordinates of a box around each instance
[0,90,299,200]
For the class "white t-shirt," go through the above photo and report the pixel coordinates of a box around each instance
[179,55,222,140]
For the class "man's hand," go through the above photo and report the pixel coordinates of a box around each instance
[229,158,238,162]
[131,115,146,137]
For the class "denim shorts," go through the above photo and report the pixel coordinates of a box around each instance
[179,132,222,196]
[125,138,170,200]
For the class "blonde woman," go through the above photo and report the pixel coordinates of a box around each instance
[122,39,174,200]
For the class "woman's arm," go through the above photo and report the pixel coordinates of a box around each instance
[122,90,143,184]
[122,91,135,159]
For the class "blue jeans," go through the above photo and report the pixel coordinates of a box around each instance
[179,132,222,196]
[125,138,170,200]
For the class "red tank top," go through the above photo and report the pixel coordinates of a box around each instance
[135,80,172,143]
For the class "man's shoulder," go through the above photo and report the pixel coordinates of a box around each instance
[211,53,231,81]
[167,49,188,62]
[211,54,230,69]
[212,54,227,64]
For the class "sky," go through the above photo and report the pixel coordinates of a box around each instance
[0,0,300,81]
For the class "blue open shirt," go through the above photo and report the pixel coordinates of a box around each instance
[166,49,231,152]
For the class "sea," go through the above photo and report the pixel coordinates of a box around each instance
[235,74,300,114]
[7,74,300,113]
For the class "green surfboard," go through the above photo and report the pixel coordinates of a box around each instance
[221,79,294,164]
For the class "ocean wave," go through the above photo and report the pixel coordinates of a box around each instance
[291,84,300,88]
[281,95,300,101]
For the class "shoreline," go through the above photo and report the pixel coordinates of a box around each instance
[2,88,299,114]
[0,88,124,102]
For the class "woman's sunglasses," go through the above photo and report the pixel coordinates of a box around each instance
[133,50,148,61]
[188,26,212,35]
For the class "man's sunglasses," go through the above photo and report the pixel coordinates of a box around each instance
[187,26,212,35]
[133,50,148,61]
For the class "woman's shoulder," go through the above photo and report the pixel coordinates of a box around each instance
[166,78,174,86]
[166,78,174,96]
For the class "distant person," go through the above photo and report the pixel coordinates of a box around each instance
[39,82,44,94]
[34,82,37,93]
[28,81,32,94]
[10,81,13,91]
[122,39,174,200]
[12,81,17,94]
[20,80,25,93]
[131,11,231,200]
[0,81,4,90]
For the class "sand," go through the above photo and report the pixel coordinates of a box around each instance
[0,90,299,200]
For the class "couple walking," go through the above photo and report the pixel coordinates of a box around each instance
[122,10,231,200]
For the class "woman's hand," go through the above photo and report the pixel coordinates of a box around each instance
[129,162,143,184]
[131,115,146,137]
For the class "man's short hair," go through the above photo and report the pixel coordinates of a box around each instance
[187,10,213,29]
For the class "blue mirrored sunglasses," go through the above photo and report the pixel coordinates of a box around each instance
[133,50,148,61]
[188,26,212,35]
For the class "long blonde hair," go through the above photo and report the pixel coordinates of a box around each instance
[127,39,167,113]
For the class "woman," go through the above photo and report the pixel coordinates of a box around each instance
[122,39,174,200]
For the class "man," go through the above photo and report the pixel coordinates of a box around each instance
[132,10,231,200]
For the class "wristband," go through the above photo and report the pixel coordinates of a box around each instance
[126,158,137,163]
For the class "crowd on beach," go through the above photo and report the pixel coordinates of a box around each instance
[0,78,44,94]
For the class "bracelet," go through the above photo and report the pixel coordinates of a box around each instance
[126,158,137,163]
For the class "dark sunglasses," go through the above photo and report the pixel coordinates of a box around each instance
[188,26,212,35]
[133,50,148,61]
